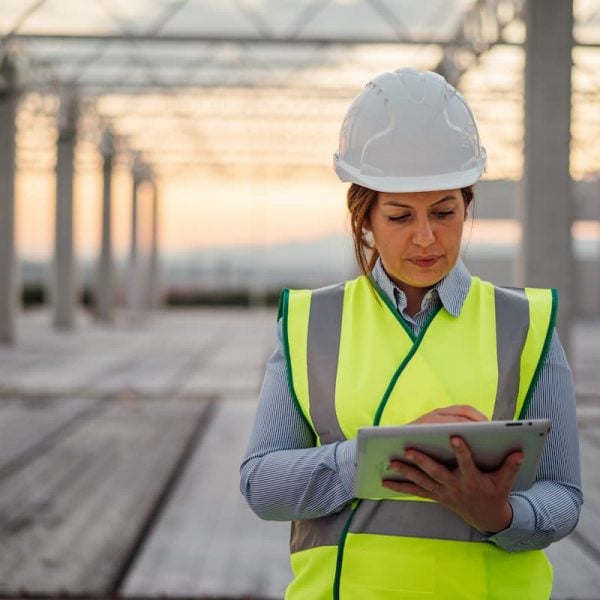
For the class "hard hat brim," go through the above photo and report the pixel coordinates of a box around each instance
[333,154,486,192]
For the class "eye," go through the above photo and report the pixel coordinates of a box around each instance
[388,214,410,222]
[433,210,455,219]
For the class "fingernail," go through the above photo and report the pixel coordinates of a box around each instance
[405,452,414,461]
[451,437,460,448]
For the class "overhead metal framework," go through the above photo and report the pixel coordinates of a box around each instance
[1,0,598,180]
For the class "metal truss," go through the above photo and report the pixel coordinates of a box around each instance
[2,0,599,179]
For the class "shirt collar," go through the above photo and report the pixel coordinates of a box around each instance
[370,257,471,318]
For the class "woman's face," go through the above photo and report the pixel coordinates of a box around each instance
[367,188,466,295]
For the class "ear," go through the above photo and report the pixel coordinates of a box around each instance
[462,199,469,221]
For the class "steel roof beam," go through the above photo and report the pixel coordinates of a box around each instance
[12,32,519,46]
[12,32,600,47]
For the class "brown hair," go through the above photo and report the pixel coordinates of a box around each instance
[347,183,475,276]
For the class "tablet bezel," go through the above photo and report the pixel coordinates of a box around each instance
[354,419,551,500]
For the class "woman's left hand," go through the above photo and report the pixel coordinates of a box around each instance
[382,436,523,533]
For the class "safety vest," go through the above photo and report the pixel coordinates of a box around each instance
[279,275,557,600]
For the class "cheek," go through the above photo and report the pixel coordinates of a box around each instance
[372,226,405,253]
[440,224,464,252]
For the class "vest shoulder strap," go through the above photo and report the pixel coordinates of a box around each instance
[518,287,558,417]
[279,283,348,443]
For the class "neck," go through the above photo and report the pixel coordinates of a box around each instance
[376,261,439,317]
[402,285,431,317]
[383,268,433,317]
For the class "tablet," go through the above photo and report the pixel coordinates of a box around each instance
[354,419,551,499]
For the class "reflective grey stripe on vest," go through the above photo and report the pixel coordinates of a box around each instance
[305,283,532,439]
[291,505,352,553]
[290,500,485,553]
[307,283,346,444]
[492,287,530,420]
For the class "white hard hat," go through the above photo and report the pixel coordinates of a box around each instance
[333,68,486,192]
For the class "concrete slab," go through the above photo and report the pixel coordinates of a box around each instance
[0,398,210,595]
[121,399,292,599]
[0,396,100,478]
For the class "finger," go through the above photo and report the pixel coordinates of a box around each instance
[382,479,437,501]
[401,450,454,487]
[495,451,525,491]
[412,414,475,425]
[389,459,441,493]
[436,405,489,422]
[451,436,480,477]
[410,405,489,425]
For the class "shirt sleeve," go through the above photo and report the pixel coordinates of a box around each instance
[240,319,356,521]
[486,330,583,552]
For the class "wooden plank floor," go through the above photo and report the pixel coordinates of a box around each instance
[0,309,598,599]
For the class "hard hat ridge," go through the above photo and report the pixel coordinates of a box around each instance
[333,68,486,192]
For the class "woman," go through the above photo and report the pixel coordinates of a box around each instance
[240,68,582,599]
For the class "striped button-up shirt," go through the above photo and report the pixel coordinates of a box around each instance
[240,259,582,551]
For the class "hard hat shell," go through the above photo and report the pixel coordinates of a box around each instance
[333,68,486,192]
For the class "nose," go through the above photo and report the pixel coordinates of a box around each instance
[412,216,435,247]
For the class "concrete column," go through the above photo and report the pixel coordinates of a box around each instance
[0,55,20,344]
[517,0,574,352]
[147,179,161,310]
[126,154,143,314]
[53,86,79,329]
[96,128,115,322]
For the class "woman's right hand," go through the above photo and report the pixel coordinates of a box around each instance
[409,405,489,425]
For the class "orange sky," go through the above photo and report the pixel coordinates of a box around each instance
[15,167,351,259]
[17,166,598,263]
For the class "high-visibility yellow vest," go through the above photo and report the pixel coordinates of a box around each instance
[279,275,557,600]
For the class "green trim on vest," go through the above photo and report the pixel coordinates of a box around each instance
[279,288,317,441]
[333,499,362,600]
[371,300,442,427]
[368,274,416,341]
[519,287,558,418]
[277,287,287,321]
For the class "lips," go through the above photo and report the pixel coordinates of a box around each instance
[408,256,441,268]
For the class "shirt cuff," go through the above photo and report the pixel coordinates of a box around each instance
[485,494,536,545]
[335,439,357,499]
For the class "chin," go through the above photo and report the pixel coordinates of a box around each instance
[386,261,450,289]
[409,272,448,289]
[414,277,443,288]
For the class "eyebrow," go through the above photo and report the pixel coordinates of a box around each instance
[382,194,458,208]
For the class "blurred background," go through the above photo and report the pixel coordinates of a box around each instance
[1,0,598,320]
[0,0,599,599]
